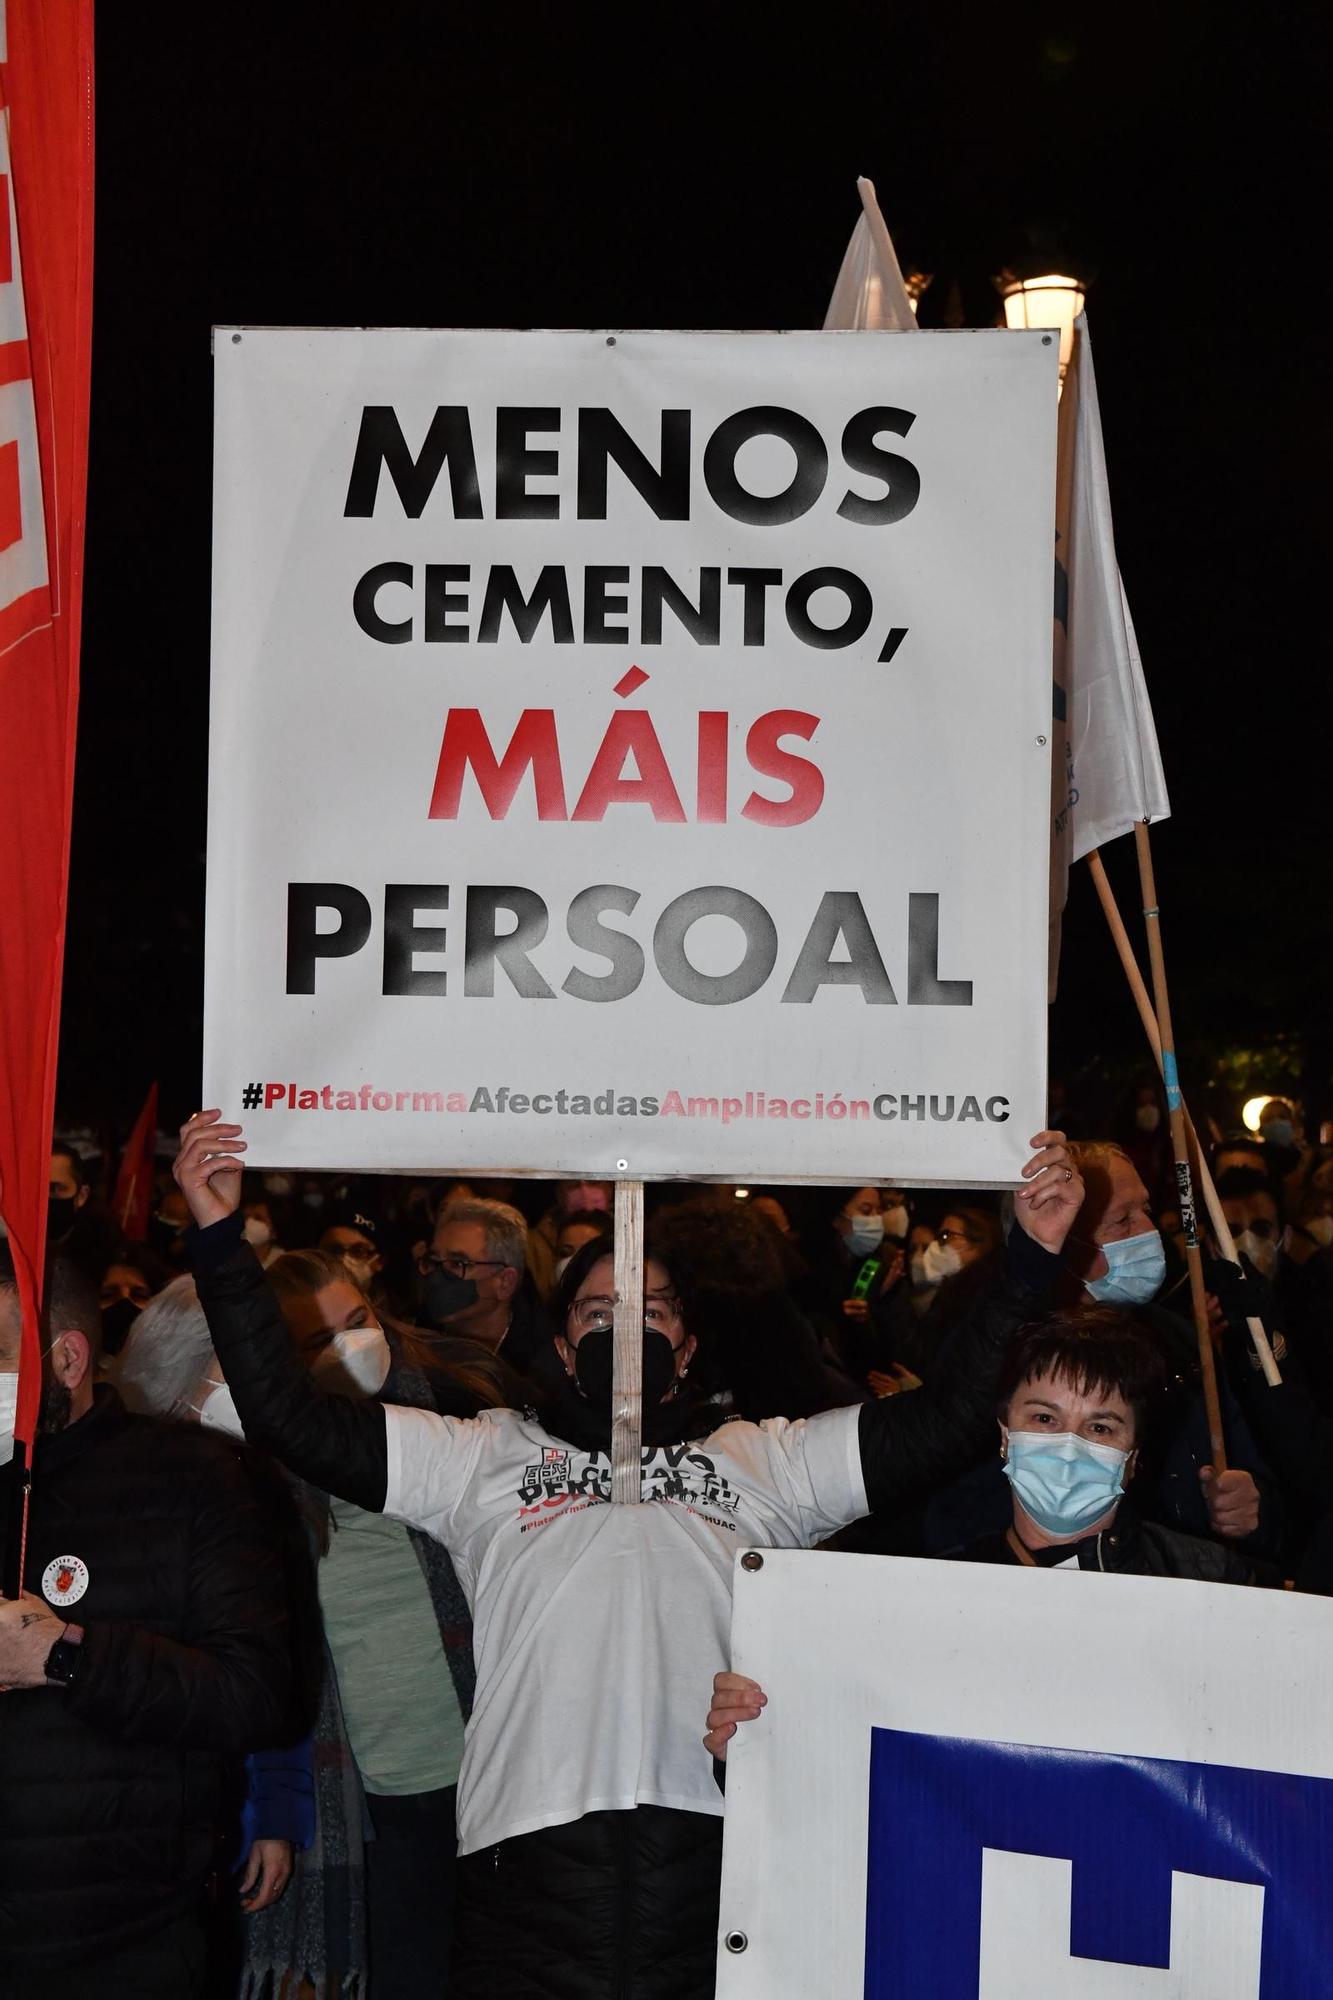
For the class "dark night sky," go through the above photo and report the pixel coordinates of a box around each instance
[59,0,1331,1142]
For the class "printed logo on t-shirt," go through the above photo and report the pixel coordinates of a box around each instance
[517,1443,741,1524]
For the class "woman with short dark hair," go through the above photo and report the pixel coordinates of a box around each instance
[705,1310,1269,1767]
[956,1306,1261,1578]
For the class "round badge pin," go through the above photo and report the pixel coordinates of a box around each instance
[42,1554,90,1608]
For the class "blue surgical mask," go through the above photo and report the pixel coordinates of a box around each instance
[1263,1120,1294,1151]
[1003,1429,1129,1537]
[1083,1228,1165,1306]
[847,1214,885,1256]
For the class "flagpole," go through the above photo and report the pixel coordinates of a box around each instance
[1086,849,1281,1385]
[611,1179,645,1504]
[1129,824,1227,1467]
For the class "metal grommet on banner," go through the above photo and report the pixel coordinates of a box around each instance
[725,1932,749,1955]
[741,1550,764,1573]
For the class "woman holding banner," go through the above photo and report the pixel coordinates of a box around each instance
[705,1307,1269,1767]
[173,1110,1082,1998]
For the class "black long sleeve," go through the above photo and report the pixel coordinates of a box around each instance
[857,1229,1061,1513]
[67,1437,292,1751]
[190,1212,390,1511]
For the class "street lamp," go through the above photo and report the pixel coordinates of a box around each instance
[904,269,933,319]
[1242,1095,1275,1134]
[995,270,1086,378]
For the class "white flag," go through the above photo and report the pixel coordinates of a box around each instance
[1047,314,1169,990]
[823,177,918,331]
[1053,314,1170,868]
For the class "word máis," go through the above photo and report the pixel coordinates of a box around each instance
[864,1729,1333,1999]
[285,884,973,1009]
[429,702,822,827]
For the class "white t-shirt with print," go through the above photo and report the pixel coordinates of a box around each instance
[383,1404,867,1854]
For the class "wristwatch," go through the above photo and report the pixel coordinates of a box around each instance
[44,1623,85,1688]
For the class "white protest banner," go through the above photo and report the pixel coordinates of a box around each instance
[716,1551,1333,1998]
[206,329,1056,1182]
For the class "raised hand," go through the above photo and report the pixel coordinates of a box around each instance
[173,1109,247,1229]
[1013,1130,1083,1256]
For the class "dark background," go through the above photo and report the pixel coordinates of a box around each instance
[58,0,1331,1153]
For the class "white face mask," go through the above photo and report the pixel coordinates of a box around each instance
[882,1203,910,1241]
[194,1379,246,1439]
[909,1251,931,1289]
[342,1253,378,1289]
[1234,1228,1279,1278]
[0,1369,18,1466]
[554,1254,573,1283]
[1305,1214,1333,1249]
[243,1216,274,1251]
[922,1239,963,1285]
[315,1325,391,1396]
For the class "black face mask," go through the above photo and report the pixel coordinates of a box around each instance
[148,1216,188,1261]
[47,1194,78,1245]
[101,1296,143,1357]
[419,1267,479,1327]
[572,1325,682,1412]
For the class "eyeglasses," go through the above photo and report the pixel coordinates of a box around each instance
[937,1228,982,1247]
[421,1251,506,1279]
[568,1292,682,1335]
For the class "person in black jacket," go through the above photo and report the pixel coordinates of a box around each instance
[951,1307,1266,1580]
[173,1112,1082,2000]
[704,1307,1269,1765]
[0,1253,294,1998]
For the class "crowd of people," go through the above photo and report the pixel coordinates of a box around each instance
[2,1082,1331,1998]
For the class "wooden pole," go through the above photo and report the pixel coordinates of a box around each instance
[611,1179,645,1504]
[1086,848,1281,1385]
[1131,823,1227,1467]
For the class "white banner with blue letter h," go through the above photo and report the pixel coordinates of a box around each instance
[716,1554,1333,1997]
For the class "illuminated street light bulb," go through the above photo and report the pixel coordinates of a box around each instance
[733,1187,750,1201]
[904,270,933,319]
[1242,1095,1274,1134]
[997,271,1085,378]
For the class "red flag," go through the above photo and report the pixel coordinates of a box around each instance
[0,0,94,1469]
[113,1083,160,1242]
